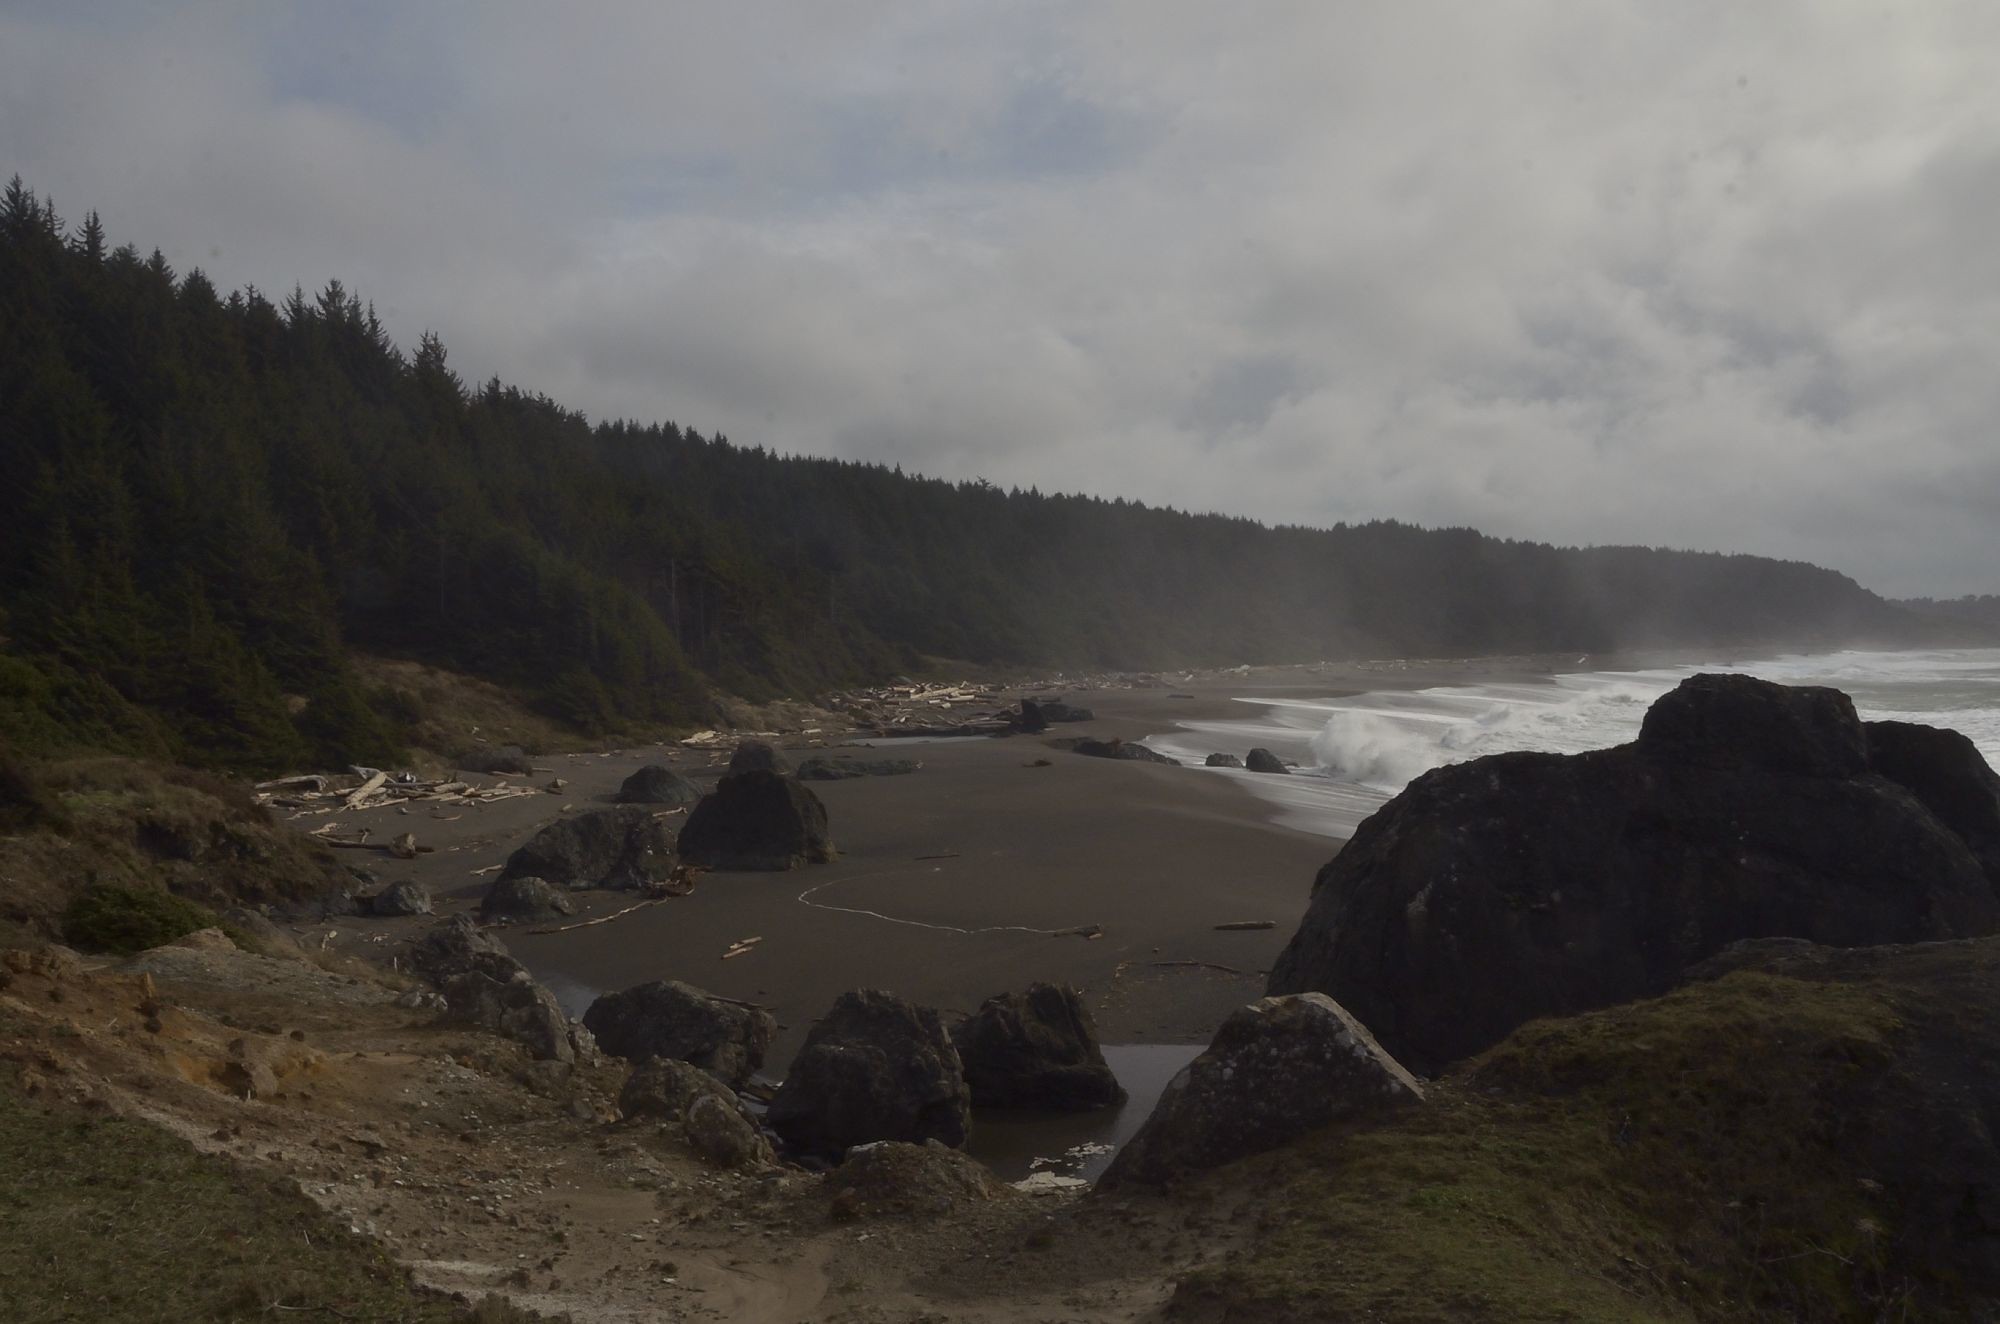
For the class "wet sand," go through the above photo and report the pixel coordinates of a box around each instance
[329,658,1590,1067]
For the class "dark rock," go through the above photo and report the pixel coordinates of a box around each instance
[951,983,1124,1111]
[619,1054,733,1119]
[766,989,971,1161]
[1268,673,2000,1075]
[618,1057,775,1169]
[677,769,836,871]
[406,915,516,987]
[1867,719,2000,889]
[479,875,576,923]
[795,757,921,782]
[499,806,674,891]
[1204,753,1245,768]
[685,1093,775,1169]
[406,916,580,1062]
[583,980,776,1089]
[614,764,701,806]
[728,740,790,776]
[365,881,431,917]
[461,745,535,776]
[826,1140,1008,1219]
[1244,747,1290,775]
[1071,737,1179,766]
[1032,698,1095,723]
[1101,993,1421,1188]
[1016,700,1051,734]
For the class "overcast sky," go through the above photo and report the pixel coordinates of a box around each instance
[6,3,1998,597]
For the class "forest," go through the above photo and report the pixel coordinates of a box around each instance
[0,179,1940,771]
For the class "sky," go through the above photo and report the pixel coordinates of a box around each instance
[4,3,1998,598]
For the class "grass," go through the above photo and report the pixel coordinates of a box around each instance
[60,882,233,956]
[1175,970,1924,1323]
[0,1063,540,1322]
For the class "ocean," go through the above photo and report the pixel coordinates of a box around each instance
[1145,648,2000,839]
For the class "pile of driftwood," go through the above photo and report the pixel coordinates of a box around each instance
[255,770,543,817]
[823,680,1015,739]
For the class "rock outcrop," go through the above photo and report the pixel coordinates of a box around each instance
[1015,700,1051,734]
[1070,737,1179,766]
[1865,719,2000,888]
[364,881,431,917]
[1102,993,1420,1188]
[1244,747,1289,775]
[582,979,776,1089]
[1268,673,2000,1074]
[479,874,576,923]
[1204,753,1245,769]
[618,1057,774,1169]
[614,764,701,806]
[951,983,1124,1111]
[498,807,674,891]
[766,989,971,1161]
[406,916,587,1063]
[795,757,921,781]
[1031,699,1095,723]
[728,740,790,776]
[677,769,835,871]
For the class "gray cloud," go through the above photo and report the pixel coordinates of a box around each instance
[4,2,1997,595]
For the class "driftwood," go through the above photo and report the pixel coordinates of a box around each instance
[342,771,388,808]
[525,898,666,935]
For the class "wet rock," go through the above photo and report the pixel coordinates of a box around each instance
[499,806,674,891]
[1015,700,1051,734]
[1100,993,1421,1188]
[1244,747,1290,775]
[614,764,701,806]
[583,979,776,1089]
[766,989,971,1161]
[677,769,836,871]
[826,1140,1008,1219]
[1204,753,1245,769]
[479,875,576,923]
[728,740,790,776]
[1031,699,1095,724]
[795,757,921,781]
[1867,719,2000,890]
[1071,737,1179,766]
[1268,673,2000,1074]
[366,881,431,917]
[952,983,1124,1111]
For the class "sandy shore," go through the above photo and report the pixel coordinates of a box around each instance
[325,657,1599,1067]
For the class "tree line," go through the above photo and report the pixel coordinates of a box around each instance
[0,179,1937,771]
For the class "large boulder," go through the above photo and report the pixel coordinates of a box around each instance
[1867,719,2000,889]
[796,757,921,781]
[1244,748,1290,775]
[1268,674,2000,1075]
[766,990,971,1161]
[951,983,1125,1111]
[614,764,701,806]
[364,881,431,917]
[1015,700,1051,734]
[1204,753,1245,769]
[582,979,776,1089]
[728,740,790,776]
[1033,699,1095,724]
[1101,993,1421,1188]
[499,806,674,891]
[677,769,836,871]
[479,874,576,923]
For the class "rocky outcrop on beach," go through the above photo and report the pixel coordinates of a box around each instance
[1865,719,2000,888]
[478,874,575,922]
[1243,747,1289,775]
[1204,753,1244,768]
[498,806,674,891]
[1070,737,1180,766]
[363,880,431,916]
[407,916,591,1063]
[951,983,1124,1111]
[677,768,836,871]
[728,739,791,776]
[1031,698,1095,724]
[613,763,701,805]
[618,1056,775,1169]
[766,989,971,1161]
[1100,993,1421,1189]
[796,756,921,781]
[1015,699,1051,734]
[582,979,776,1089]
[1268,673,2000,1074]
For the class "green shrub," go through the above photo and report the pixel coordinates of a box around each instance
[61,883,224,955]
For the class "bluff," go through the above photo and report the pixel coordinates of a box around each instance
[1267,673,2000,1074]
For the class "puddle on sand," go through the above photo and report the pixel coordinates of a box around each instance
[964,1043,1203,1183]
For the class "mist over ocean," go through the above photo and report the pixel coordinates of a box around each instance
[1149,649,2000,839]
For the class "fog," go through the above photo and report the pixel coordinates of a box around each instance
[7,2,1998,596]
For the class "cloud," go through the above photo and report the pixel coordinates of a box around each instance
[4,1,1997,594]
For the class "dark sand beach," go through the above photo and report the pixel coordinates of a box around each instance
[327,658,1591,1066]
